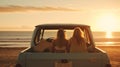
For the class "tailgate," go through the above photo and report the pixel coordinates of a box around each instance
[26,53,104,67]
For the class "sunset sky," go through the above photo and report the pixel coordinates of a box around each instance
[0,0,120,31]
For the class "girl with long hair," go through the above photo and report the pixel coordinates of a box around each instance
[69,27,87,53]
[52,28,69,53]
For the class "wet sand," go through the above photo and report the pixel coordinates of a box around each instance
[0,47,26,67]
[0,46,120,67]
[98,46,120,67]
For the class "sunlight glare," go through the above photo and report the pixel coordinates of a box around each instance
[96,13,117,32]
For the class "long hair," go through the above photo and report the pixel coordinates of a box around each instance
[73,27,84,44]
[57,28,66,40]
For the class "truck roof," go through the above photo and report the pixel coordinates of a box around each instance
[36,24,90,29]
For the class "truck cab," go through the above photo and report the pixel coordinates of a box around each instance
[16,24,111,67]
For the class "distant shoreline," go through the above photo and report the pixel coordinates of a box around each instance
[0,43,120,48]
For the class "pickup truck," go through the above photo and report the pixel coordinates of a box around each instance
[15,24,111,67]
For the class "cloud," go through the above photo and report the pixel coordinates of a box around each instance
[0,5,77,12]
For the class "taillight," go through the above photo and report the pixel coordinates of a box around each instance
[15,64,22,67]
[106,64,111,67]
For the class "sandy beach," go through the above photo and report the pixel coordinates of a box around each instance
[0,46,120,67]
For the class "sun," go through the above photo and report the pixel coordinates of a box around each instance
[96,13,117,38]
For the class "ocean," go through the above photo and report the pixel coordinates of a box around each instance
[0,31,120,47]
[0,31,32,47]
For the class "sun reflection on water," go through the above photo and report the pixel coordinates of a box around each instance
[105,42,114,45]
[106,31,113,38]
[105,31,115,45]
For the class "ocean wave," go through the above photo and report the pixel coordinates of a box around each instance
[94,38,120,42]
[0,37,31,42]
[0,38,31,40]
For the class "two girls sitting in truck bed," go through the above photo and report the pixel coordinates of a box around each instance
[33,27,88,53]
